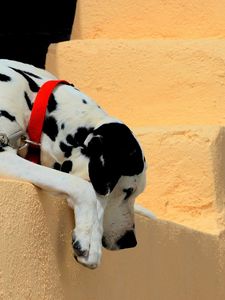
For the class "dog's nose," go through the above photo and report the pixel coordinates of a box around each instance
[116,230,137,249]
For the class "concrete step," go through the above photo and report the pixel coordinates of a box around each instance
[1,179,225,299]
[134,125,225,234]
[46,38,225,232]
[47,39,225,128]
[72,0,225,39]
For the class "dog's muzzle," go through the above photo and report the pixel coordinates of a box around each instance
[102,230,137,250]
[116,230,137,249]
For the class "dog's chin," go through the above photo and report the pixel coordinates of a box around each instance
[102,244,120,251]
[102,243,137,251]
[102,237,119,251]
[102,234,137,251]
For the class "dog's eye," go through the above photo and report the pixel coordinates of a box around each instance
[123,188,134,200]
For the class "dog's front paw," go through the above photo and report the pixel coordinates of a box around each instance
[75,248,102,269]
[72,230,90,258]
[72,232,102,269]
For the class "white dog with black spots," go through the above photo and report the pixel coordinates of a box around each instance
[0,59,155,269]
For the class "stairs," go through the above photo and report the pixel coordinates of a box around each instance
[71,0,225,39]
[47,39,225,127]
[46,1,225,232]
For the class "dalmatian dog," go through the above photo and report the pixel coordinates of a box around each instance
[0,59,149,269]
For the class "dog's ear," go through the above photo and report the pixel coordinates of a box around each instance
[86,123,144,196]
[86,134,121,196]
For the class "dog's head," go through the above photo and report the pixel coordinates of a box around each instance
[84,122,146,250]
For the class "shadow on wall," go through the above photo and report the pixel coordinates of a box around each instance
[0,0,77,68]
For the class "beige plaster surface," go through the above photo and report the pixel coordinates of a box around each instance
[1,179,225,300]
[47,39,225,128]
[72,0,225,39]
[135,126,225,234]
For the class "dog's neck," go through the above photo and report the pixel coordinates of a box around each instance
[21,82,122,179]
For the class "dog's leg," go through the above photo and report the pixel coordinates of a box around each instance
[0,148,99,268]
[76,196,107,269]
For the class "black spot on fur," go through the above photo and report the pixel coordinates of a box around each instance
[72,239,88,257]
[60,142,72,158]
[0,73,11,82]
[61,123,65,130]
[24,92,33,110]
[22,71,41,79]
[61,160,73,173]
[0,147,5,152]
[10,68,40,92]
[47,93,57,113]
[64,82,80,91]
[66,134,74,145]
[72,85,79,91]
[75,127,93,146]
[0,110,16,122]
[66,82,74,87]
[53,160,73,173]
[43,116,58,141]
[53,162,61,170]
[82,99,87,104]
[66,127,93,148]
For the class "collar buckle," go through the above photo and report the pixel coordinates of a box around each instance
[0,130,40,151]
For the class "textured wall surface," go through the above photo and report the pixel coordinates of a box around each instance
[47,39,225,127]
[72,0,225,39]
[1,179,225,300]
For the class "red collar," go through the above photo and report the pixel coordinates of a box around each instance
[26,79,68,164]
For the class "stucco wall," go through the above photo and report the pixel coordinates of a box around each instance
[47,39,225,127]
[72,0,225,39]
[1,179,225,300]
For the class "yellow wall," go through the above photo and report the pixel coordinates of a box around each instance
[47,39,225,127]
[2,179,225,300]
[72,0,225,39]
